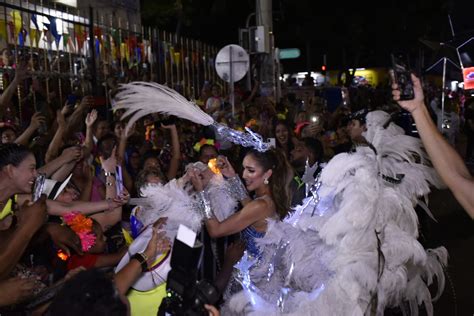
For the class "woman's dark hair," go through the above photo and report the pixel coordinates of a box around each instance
[111,120,125,132]
[48,269,127,316]
[245,147,294,220]
[0,143,31,169]
[141,150,162,169]
[273,120,295,154]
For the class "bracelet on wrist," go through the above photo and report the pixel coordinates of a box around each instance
[131,252,149,272]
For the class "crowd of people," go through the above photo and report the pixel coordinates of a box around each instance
[0,43,473,315]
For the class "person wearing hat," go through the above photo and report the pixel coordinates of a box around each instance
[347,109,369,144]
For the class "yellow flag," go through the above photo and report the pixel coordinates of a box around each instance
[0,20,7,41]
[120,42,126,59]
[120,42,130,63]
[173,52,181,65]
[169,46,175,64]
[30,28,40,47]
[11,11,22,38]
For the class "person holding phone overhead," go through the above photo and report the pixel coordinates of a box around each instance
[392,73,474,219]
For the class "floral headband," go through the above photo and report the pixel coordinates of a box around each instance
[63,212,96,252]
[193,138,219,152]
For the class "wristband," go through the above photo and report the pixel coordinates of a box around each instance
[131,252,149,272]
[104,171,116,177]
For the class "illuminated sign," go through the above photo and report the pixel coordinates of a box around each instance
[463,67,474,90]
[279,48,301,59]
[54,0,77,7]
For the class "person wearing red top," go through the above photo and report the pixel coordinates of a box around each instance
[67,218,127,270]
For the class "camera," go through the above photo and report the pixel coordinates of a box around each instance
[158,232,220,316]
[390,53,415,101]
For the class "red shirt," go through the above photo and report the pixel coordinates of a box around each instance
[67,253,99,270]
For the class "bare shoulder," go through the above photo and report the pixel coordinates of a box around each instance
[242,198,274,217]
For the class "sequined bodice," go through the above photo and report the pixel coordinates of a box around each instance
[240,195,273,258]
[241,225,265,258]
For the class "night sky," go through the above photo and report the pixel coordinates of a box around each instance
[141,0,474,73]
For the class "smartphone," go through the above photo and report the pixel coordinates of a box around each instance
[310,115,320,124]
[66,94,78,108]
[32,174,46,202]
[391,53,415,101]
[267,138,276,148]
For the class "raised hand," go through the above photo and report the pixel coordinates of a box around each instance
[85,109,98,128]
[46,223,83,256]
[61,145,82,162]
[57,108,67,129]
[391,73,425,115]
[216,155,236,178]
[78,95,94,110]
[0,277,36,306]
[188,168,204,192]
[100,147,117,173]
[143,228,171,266]
[29,112,46,131]
[112,188,130,206]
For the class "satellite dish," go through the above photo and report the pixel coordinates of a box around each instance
[215,44,249,83]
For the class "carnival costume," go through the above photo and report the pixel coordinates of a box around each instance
[114,82,448,315]
[226,111,447,315]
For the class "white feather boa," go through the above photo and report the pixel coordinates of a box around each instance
[225,111,448,315]
[132,174,238,240]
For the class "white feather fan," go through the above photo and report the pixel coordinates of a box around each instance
[114,81,214,132]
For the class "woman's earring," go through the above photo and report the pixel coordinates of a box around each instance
[264,178,269,185]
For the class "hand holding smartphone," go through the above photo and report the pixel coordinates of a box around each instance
[390,53,415,101]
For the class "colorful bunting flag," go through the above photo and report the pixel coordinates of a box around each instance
[11,11,22,39]
[0,20,7,42]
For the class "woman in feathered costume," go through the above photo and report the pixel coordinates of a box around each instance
[226,110,448,316]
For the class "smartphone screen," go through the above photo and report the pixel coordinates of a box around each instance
[32,174,46,202]
[391,54,415,101]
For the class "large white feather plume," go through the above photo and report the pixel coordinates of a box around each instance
[114,81,214,132]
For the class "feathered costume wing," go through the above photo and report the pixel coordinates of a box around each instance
[224,111,448,316]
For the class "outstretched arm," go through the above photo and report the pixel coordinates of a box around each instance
[45,107,68,163]
[162,124,181,181]
[114,223,170,295]
[393,74,474,219]
[0,62,29,112]
[14,112,45,146]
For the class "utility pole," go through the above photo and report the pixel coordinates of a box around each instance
[256,0,275,99]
